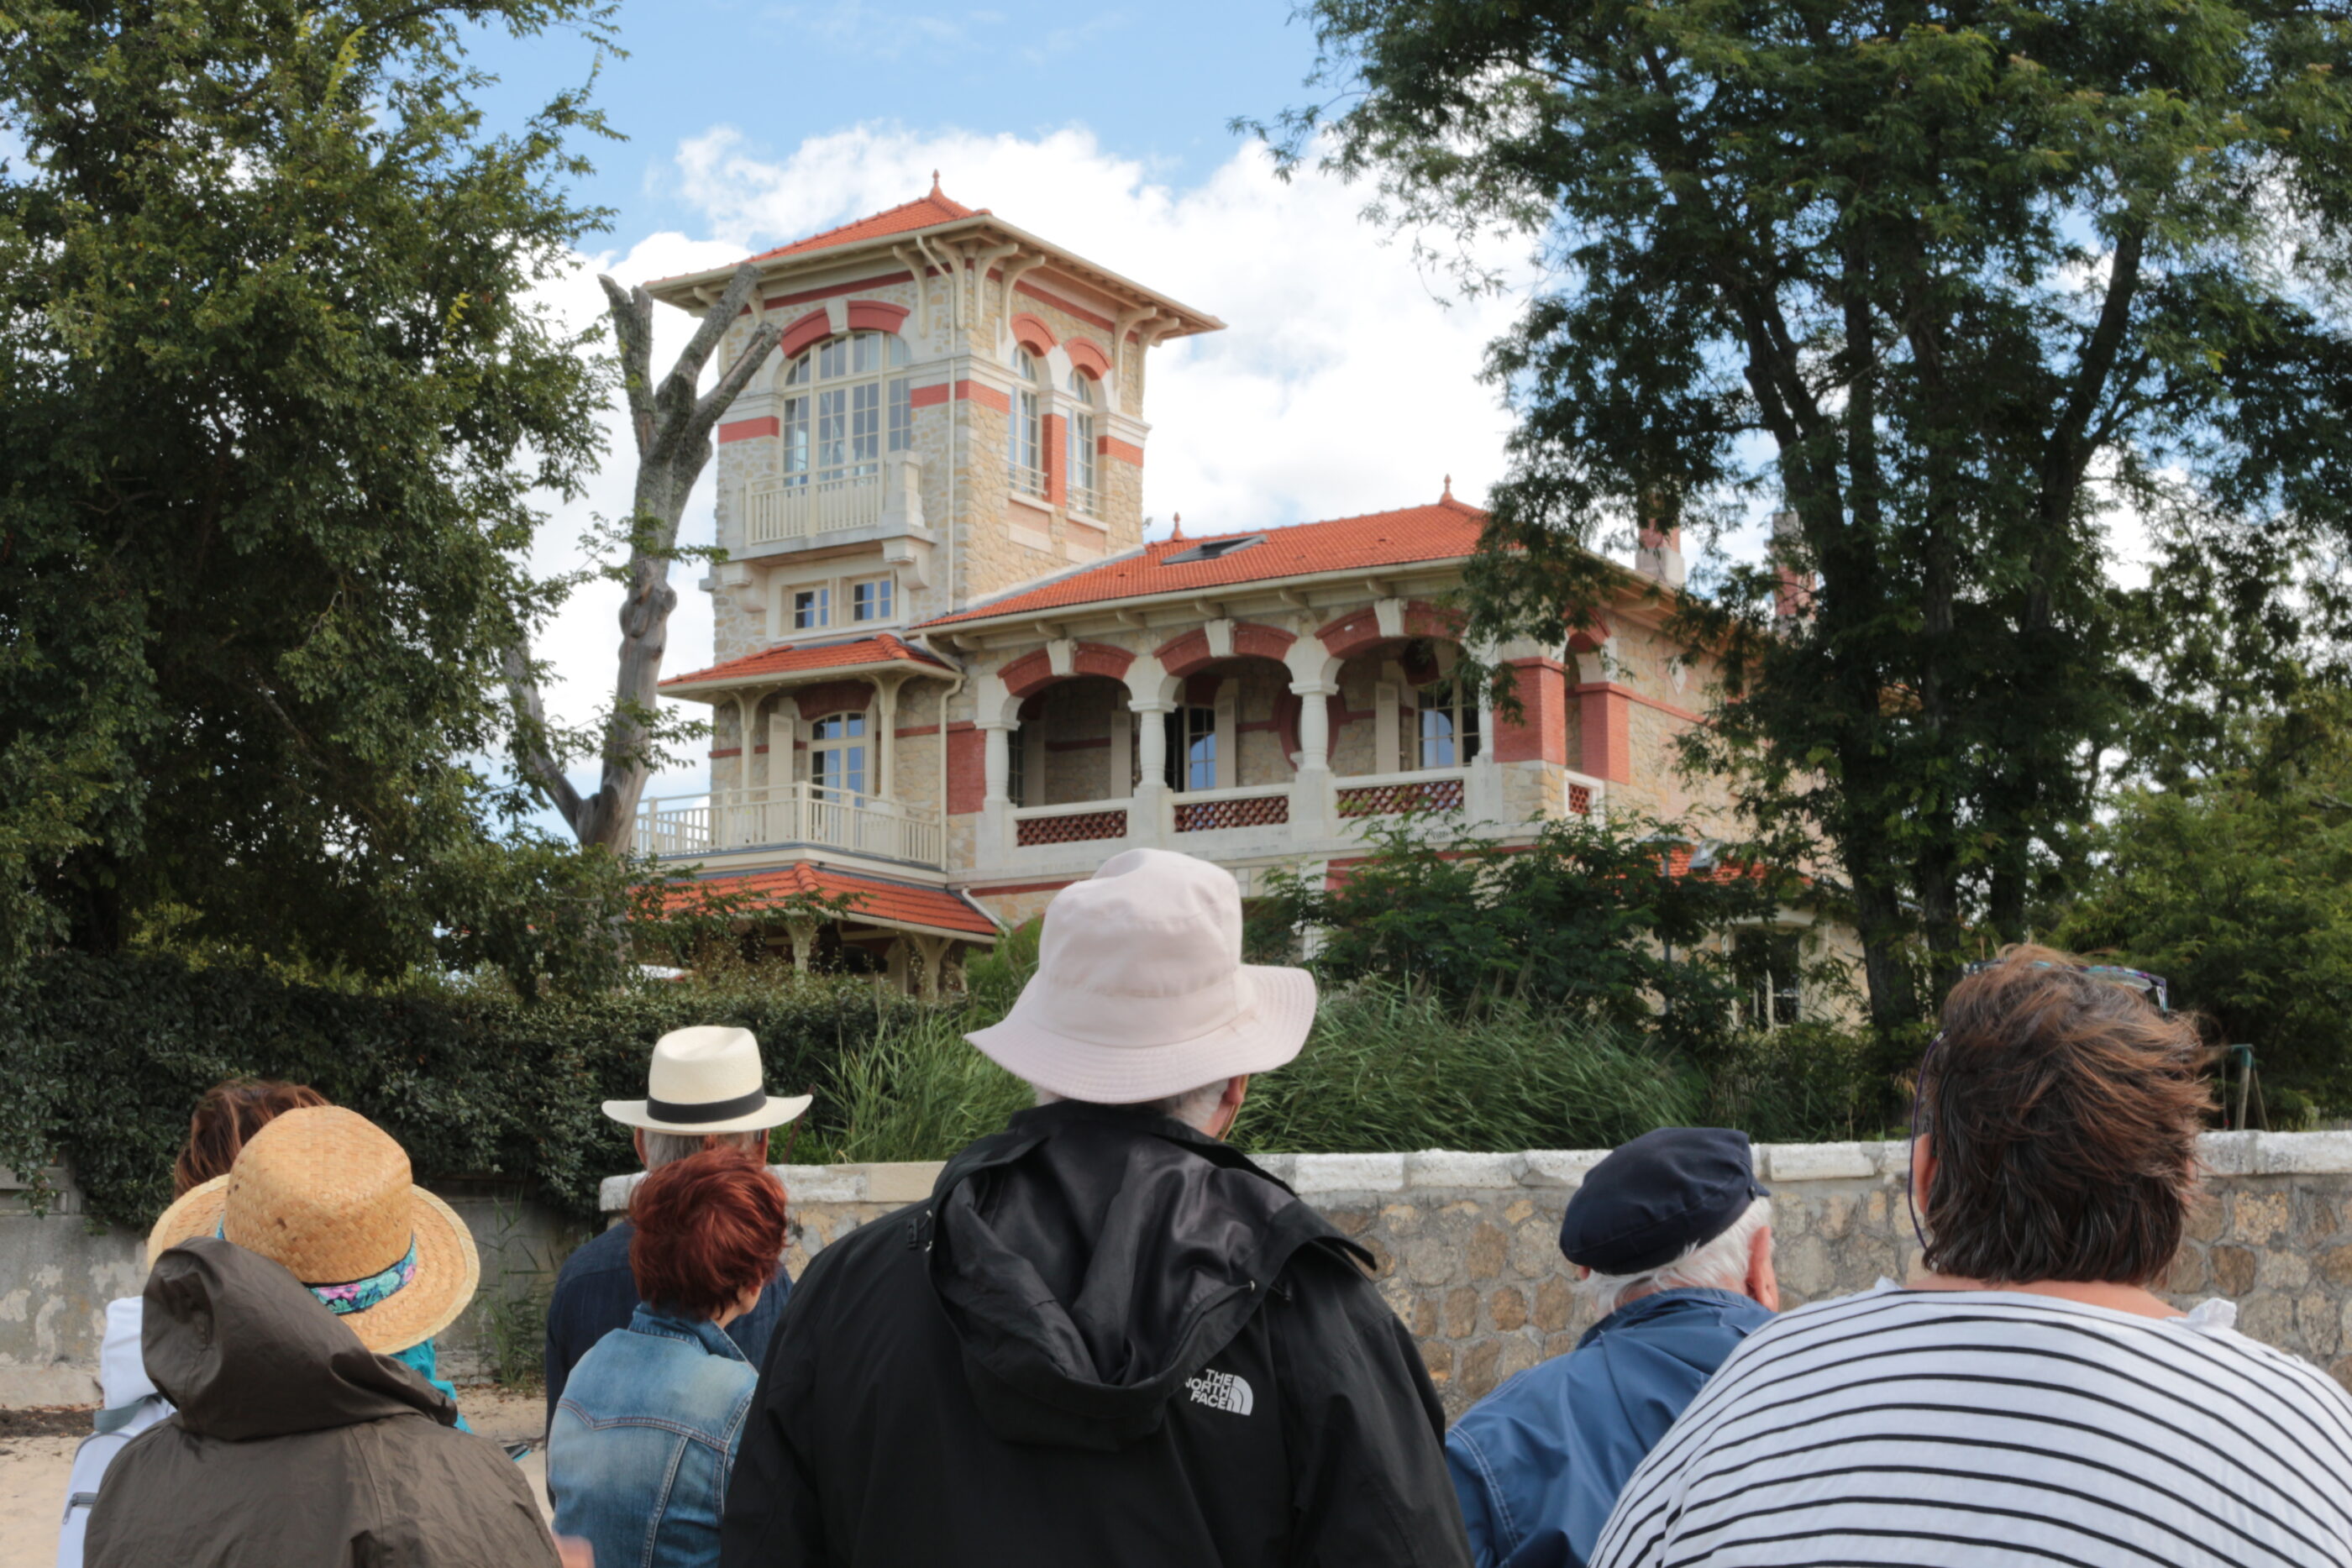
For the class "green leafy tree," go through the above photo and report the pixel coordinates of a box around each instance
[2054,695,2352,1114]
[0,0,626,982]
[1252,812,1814,1062]
[1263,0,2352,1031]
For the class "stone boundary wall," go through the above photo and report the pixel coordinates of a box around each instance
[606,1130,2352,1419]
[0,1182,585,1405]
[12,1132,2349,1411]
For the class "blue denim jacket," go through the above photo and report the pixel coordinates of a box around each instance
[543,1220,787,1424]
[549,1305,758,1568]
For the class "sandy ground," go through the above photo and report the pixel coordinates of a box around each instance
[0,1387,550,1566]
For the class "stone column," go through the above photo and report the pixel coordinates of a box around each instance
[1289,680,1337,837]
[1129,699,1171,845]
[978,720,1014,871]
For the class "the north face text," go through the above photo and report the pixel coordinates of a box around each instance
[1185,1369,1254,1416]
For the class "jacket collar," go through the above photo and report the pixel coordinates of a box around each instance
[945,1098,1293,1190]
[1578,1286,1761,1351]
[627,1303,748,1362]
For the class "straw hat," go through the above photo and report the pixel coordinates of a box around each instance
[602,1025,811,1135]
[146,1106,479,1355]
[966,848,1316,1103]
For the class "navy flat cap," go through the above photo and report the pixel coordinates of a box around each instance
[1558,1128,1769,1274]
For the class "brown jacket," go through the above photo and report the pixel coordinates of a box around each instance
[86,1236,558,1568]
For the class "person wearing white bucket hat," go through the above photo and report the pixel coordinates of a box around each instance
[545,1025,810,1419]
[722,849,1470,1568]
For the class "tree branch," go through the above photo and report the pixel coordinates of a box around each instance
[502,638,585,831]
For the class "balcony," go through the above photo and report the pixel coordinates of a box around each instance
[733,454,927,563]
[981,765,1606,877]
[636,785,944,869]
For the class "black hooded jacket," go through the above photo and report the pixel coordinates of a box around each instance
[720,1102,1470,1568]
[84,1237,557,1568]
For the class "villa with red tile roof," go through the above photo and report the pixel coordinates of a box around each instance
[633,182,1820,1004]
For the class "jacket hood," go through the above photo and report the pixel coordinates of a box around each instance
[926,1101,1367,1451]
[144,1235,458,1441]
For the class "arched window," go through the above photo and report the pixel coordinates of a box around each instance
[1065,368,1099,517]
[1417,679,1481,768]
[780,332,911,490]
[1008,349,1045,499]
[808,711,869,800]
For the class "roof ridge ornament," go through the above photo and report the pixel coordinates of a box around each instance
[1169,511,1185,543]
[930,169,942,198]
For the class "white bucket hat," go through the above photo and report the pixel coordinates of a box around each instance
[966,848,1316,1103]
[603,1026,812,1135]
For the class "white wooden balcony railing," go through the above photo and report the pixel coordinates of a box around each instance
[1067,482,1100,519]
[1010,461,1048,501]
[744,471,885,545]
[634,785,943,867]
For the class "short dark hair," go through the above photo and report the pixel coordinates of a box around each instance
[176,1079,330,1196]
[627,1148,788,1319]
[1919,945,2211,1287]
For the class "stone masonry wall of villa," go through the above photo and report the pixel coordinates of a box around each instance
[16,1132,2332,1410]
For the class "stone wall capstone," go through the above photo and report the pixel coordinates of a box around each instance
[601,1130,2352,1421]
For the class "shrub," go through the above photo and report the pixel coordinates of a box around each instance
[1232,982,1704,1153]
[0,951,915,1228]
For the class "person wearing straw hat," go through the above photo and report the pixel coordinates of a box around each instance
[721,848,1469,1568]
[55,1078,328,1568]
[83,1105,562,1568]
[545,1025,811,1423]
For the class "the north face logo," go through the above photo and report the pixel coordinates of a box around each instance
[1185,1368,1254,1415]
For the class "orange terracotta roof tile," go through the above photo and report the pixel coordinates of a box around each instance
[920,498,1488,628]
[660,863,1000,938]
[661,634,952,690]
[743,183,983,266]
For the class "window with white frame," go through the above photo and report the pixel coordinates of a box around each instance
[808,711,869,800]
[1417,679,1482,768]
[780,331,911,490]
[1008,349,1045,500]
[792,586,830,631]
[1065,369,1099,517]
[1734,929,1803,1028]
[1161,705,1217,792]
[850,577,895,623]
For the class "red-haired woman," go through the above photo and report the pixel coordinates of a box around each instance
[549,1147,789,1568]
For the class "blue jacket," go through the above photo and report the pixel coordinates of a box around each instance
[549,1305,758,1568]
[1444,1287,1771,1568]
[543,1220,788,1423]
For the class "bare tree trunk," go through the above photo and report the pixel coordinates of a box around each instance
[507,264,782,850]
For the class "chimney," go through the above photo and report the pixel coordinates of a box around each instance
[1635,490,1686,589]
[1771,509,1814,619]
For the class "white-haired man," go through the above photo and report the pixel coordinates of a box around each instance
[1444,1129,1778,1568]
[543,1026,811,1422]
[722,848,1469,1568]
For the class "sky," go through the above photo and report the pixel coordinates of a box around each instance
[473,0,1552,810]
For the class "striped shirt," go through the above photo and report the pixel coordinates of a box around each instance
[1588,1283,2352,1568]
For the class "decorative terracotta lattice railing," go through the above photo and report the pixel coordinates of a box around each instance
[1016,810,1127,847]
[1173,792,1290,833]
[1336,777,1466,818]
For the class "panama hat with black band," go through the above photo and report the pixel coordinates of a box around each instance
[602,1025,811,1135]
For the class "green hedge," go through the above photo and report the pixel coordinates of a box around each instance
[0,952,921,1229]
[4,942,1887,1233]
